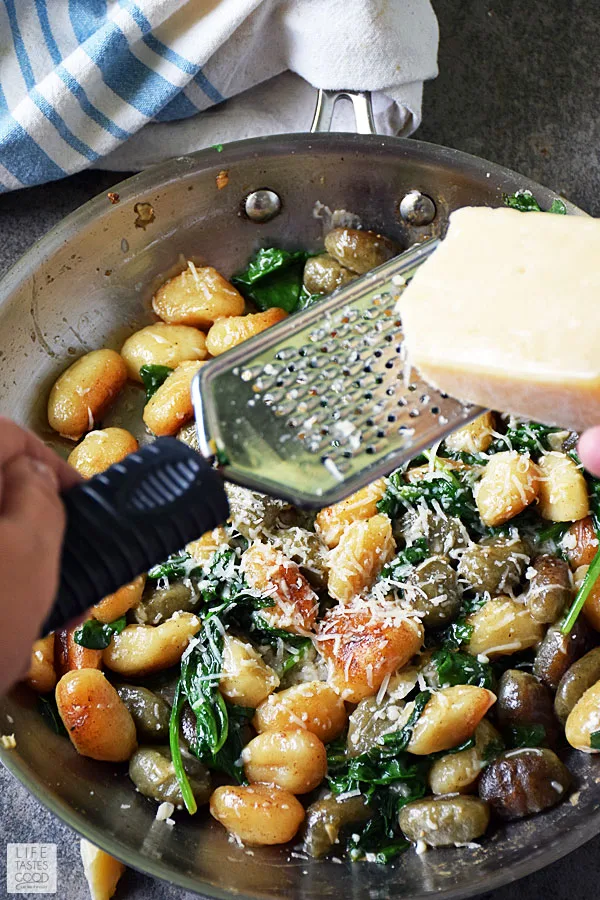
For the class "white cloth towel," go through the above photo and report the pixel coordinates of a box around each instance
[0,0,439,191]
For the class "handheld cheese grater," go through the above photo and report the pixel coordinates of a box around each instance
[47,238,481,634]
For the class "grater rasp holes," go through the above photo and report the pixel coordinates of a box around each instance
[235,287,472,477]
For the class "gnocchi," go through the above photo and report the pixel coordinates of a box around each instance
[210,784,305,846]
[48,349,127,439]
[103,612,201,677]
[475,451,540,526]
[317,606,423,702]
[67,427,138,478]
[315,479,387,548]
[220,635,280,707]
[537,452,590,521]
[242,730,327,794]
[253,681,347,743]
[327,514,395,603]
[152,263,244,327]
[241,543,319,634]
[121,322,207,380]
[142,360,204,436]
[205,308,287,356]
[56,668,137,761]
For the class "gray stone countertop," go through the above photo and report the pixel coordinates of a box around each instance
[1,0,599,897]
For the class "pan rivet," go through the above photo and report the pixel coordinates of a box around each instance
[399,191,436,226]
[244,189,282,223]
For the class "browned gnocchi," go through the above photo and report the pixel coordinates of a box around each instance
[152,263,244,327]
[48,349,127,439]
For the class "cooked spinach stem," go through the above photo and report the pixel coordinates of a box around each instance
[169,683,197,815]
[561,546,600,634]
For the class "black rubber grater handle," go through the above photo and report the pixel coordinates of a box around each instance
[42,437,229,636]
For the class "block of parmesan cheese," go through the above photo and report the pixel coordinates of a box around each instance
[399,206,600,431]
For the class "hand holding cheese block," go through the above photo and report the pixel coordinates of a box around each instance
[399,207,600,432]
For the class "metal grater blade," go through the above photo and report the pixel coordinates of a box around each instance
[192,238,482,508]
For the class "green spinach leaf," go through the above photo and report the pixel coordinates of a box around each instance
[377,469,477,526]
[491,421,561,456]
[38,695,68,736]
[590,730,600,751]
[233,248,309,313]
[431,648,494,689]
[73,616,127,650]
[139,364,173,401]
[148,553,198,581]
[504,723,546,749]
[441,620,474,650]
[380,538,429,581]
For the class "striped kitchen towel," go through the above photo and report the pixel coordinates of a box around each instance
[0,0,439,192]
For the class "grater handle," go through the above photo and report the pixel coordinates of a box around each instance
[42,438,229,635]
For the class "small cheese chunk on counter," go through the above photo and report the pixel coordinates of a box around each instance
[399,206,600,431]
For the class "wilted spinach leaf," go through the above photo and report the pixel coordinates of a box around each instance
[233,248,309,313]
[139,364,173,401]
[73,616,127,650]
[377,469,477,527]
[504,723,546,749]
[432,648,494,689]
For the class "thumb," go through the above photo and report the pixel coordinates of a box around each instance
[1,455,63,524]
[578,427,600,478]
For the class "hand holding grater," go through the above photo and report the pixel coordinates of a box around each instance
[47,237,481,634]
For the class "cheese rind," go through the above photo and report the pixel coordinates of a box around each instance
[399,206,600,431]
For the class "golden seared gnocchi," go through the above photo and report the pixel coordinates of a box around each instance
[242,730,327,794]
[48,349,127,439]
[327,513,395,603]
[538,452,590,522]
[103,612,200,677]
[315,479,387,548]
[121,322,207,380]
[24,635,56,693]
[205,308,287,356]
[565,679,600,752]
[56,669,137,761]
[210,784,305,845]
[444,412,496,454]
[220,635,280,707]
[408,686,496,756]
[91,575,145,624]
[475,451,540,526]
[153,263,244,327]
[317,606,423,702]
[467,596,545,658]
[564,516,598,569]
[253,682,347,742]
[67,427,138,478]
[242,543,319,634]
[142,359,203,436]
[186,526,229,564]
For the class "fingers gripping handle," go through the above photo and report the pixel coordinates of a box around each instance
[43,438,229,635]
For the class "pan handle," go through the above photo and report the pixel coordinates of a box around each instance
[310,89,376,135]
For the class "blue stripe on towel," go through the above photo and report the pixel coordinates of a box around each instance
[35,0,132,141]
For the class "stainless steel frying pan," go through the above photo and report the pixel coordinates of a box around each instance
[0,91,596,900]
